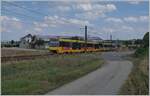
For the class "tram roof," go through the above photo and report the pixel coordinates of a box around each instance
[59,39,99,44]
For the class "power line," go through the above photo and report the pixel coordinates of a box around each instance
[3,2,90,26]
[3,2,72,24]
[2,6,40,20]
[2,13,33,25]
[2,2,105,38]
[80,26,103,38]
[3,2,48,17]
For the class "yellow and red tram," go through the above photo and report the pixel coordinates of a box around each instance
[48,38,114,53]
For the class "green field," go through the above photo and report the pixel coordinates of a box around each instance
[2,53,104,95]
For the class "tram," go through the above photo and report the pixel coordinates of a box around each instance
[48,38,115,53]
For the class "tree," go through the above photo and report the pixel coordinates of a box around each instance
[10,40,15,47]
[143,32,149,48]
[36,39,45,47]
[134,39,143,45]
[10,40,14,44]
[124,40,132,47]
[30,35,37,48]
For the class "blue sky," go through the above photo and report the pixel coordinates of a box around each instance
[1,0,149,41]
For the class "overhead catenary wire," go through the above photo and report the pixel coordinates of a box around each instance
[80,25,103,39]
[2,13,41,27]
[3,11,103,38]
[3,2,99,27]
[2,6,42,21]
[3,1,48,17]
[3,2,74,24]
[2,2,105,38]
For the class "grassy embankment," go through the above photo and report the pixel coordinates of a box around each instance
[120,32,149,95]
[2,53,104,95]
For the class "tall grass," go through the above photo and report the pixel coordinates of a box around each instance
[2,53,104,95]
[120,48,149,95]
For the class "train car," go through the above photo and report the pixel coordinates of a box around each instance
[48,38,102,53]
[102,42,116,51]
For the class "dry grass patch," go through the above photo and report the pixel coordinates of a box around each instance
[119,55,149,95]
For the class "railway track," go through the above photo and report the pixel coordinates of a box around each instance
[1,52,91,63]
[1,53,54,63]
[1,50,116,63]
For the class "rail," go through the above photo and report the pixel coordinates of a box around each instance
[1,53,54,63]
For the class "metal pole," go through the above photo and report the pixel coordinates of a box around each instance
[85,25,87,52]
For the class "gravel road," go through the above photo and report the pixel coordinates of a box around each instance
[46,51,133,95]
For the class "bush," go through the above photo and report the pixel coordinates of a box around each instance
[134,47,148,57]
[143,32,149,48]
[134,32,149,57]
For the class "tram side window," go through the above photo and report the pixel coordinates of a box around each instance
[95,44,99,49]
[72,42,81,49]
[48,41,59,47]
[81,43,85,48]
[60,41,70,47]
[87,43,93,47]
[99,44,103,48]
[104,44,112,48]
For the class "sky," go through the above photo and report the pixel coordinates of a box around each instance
[1,0,149,41]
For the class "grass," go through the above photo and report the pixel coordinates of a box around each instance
[1,48,48,57]
[119,48,149,95]
[1,53,104,95]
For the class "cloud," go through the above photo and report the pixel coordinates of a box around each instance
[75,3,116,12]
[105,17,123,23]
[68,18,90,26]
[1,16,22,32]
[33,27,43,32]
[12,17,20,22]
[128,1,141,5]
[75,11,106,20]
[121,25,134,31]
[57,6,71,11]
[139,16,149,21]
[40,23,49,27]
[0,16,9,21]
[31,15,92,34]
[76,3,92,11]
[124,16,149,22]
[93,4,117,12]
[75,3,117,20]
[41,15,92,27]
[124,16,137,22]
[105,16,148,24]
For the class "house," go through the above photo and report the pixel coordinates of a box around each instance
[19,34,51,49]
[19,34,64,49]
[19,34,32,48]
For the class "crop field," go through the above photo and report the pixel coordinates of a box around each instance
[1,53,104,95]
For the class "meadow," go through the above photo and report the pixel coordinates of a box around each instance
[2,53,104,95]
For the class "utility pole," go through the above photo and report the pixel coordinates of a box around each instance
[110,34,112,41]
[85,25,87,52]
[80,25,88,52]
[110,34,112,48]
